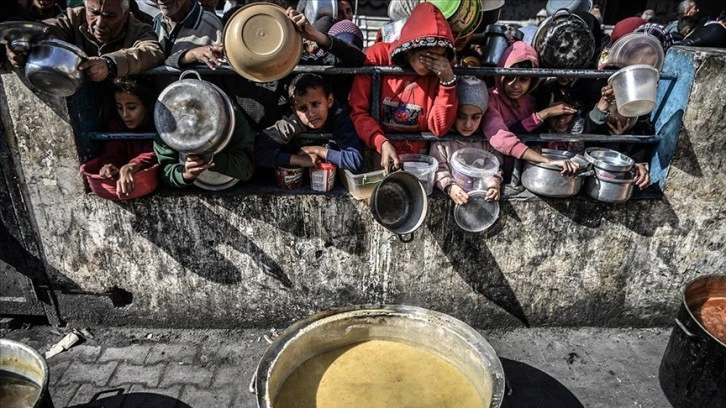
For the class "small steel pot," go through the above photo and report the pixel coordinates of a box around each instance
[25,38,87,97]
[370,168,428,243]
[584,171,634,203]
[584,147,634,172]
[521,149,592,198]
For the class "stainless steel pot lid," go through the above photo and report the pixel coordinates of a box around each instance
[584,147,634,172]
[155,71,232,155]
[454,191,499,233]
[179,153,239,191]
[527,149,589,171]
[0,21,49,51]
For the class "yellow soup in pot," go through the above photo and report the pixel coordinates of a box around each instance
[274,339,487,408]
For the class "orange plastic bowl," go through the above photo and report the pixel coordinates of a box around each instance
[80,158,159,201]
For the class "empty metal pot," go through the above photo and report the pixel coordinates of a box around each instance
[25,38,87,97]
[370,169,428,243]
[521,149,591,197]
[584,147,634,172]
[584,171,634,203]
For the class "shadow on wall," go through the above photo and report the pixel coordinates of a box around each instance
[127,197,292,288]
[501,358,585,408]
[429,199,530,327]
[68,389,193,408]
[667,110,702,178]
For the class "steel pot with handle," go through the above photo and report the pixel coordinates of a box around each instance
[659,274,726,408]
[583,171,634,203]
[154,70,235,156]
[370,167,428,243]
[25,38,88,97]
[521,149,592,197]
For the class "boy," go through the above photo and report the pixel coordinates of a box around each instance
[254,73,362,172]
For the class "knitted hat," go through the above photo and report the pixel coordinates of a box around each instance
[328,19,364,50]
[457,76,489,114]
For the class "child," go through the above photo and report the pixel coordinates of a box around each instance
[85,76,157,199]
[349,2,458,170]
[254,73,363,172]
[430,77,503,205]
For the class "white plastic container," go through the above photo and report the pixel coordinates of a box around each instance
[400,154,439,196]
[450,148,500,192]
[309,162,336,192]
[608,64,659,118]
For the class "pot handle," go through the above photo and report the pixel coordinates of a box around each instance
[398,232,414,243]
[179,70,202,81]
[675,318,698,339]
[248,370,257,394]
[576,170,594,178]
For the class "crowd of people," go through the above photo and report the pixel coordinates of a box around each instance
[1,0,724,202]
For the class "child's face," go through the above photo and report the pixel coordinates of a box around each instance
[502,75,532,100]
[546,105,574,133]
[292,86,333,130]
[407,46,447,76]
[115,91,147,130]
[454,104,483,137]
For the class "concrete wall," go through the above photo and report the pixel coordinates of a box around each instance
[1,47,724,329]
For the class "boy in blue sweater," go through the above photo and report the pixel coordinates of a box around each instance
[254,73,363,172]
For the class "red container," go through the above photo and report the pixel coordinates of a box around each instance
[80,158,159,200]
[275,166,304,189]
[309,162,336,192]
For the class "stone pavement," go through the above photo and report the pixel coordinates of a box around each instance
[1,326,673,408]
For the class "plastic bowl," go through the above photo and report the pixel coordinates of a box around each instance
[80,158,159,200]
[400,153,438,196]
[608,64,659,118]
[450,148,500,193]
[607,33,665,71]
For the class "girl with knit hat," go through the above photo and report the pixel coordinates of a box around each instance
[430,77,503,205]
[349,2,459,170]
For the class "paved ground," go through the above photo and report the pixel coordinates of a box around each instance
[1,325,673,408]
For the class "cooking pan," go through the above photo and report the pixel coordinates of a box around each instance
[370,168,428,243]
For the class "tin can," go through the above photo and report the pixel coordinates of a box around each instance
[276,166,304,189]
[309,162,336,192]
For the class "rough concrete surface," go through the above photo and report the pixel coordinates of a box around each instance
[1,325,672,408]
[1,48,725,329]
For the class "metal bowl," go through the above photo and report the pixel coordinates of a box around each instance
[584,147,634,172]
[521,149,591,197]
[25,38,87,97]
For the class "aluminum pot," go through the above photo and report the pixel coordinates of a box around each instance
[584,171,634,203]
[154,70,234,155]
[521,149,592,197]
[370,168,428,243]
[584,147,634,172]
[254,305,506,408]
[659,274,726,408]
[25,38,87,97]
[0,338,54,408]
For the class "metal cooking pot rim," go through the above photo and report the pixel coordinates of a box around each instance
[371,170,428,236]
[36,38,88,59]
[680,274,726,347]
[585,148,634,172]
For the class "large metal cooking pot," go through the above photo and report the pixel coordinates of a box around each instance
[533,8,595,69]
[254,305,506,408]
[370,168,428,243]
[0,338,54,408]
[25,38,88,97]
[659,274,726,408]
[521,149,592,197]
[154,70,234,155]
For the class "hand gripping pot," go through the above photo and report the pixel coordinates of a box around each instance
[521,149,592,197]
[155,70,235,156]
[370,168,428,243]
[223,3,303,82]
[534,8,595,69]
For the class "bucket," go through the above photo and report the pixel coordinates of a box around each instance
[309,162,336,192]
[254,305,505,408]
[275,166,304,190]
[450,148,500,192]
[80,159,159,200]
[0,339,54,408]
[400,153,438,196]
[608,64,659,118]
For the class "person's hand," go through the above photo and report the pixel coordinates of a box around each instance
[78,57,109,82]
[299,145,327,165]
[98,163,119,179]
[485,186,500,201]
[116,163,139,199]
[380,140,400,170]
[633,163,650,189]
[597,84,615,111]
[448,184,469,205]
[182,154,214,181]
[185,44,224,69]
[607,116,627,135]
[548,159,579,176]
[539,103,577,120]
[286,8,328,45]
[420,52,454,83]
[5,43,27,68]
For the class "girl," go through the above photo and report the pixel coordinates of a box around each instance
[86,76,157,199]
[349,2,458,170]
[430,77,502,205]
